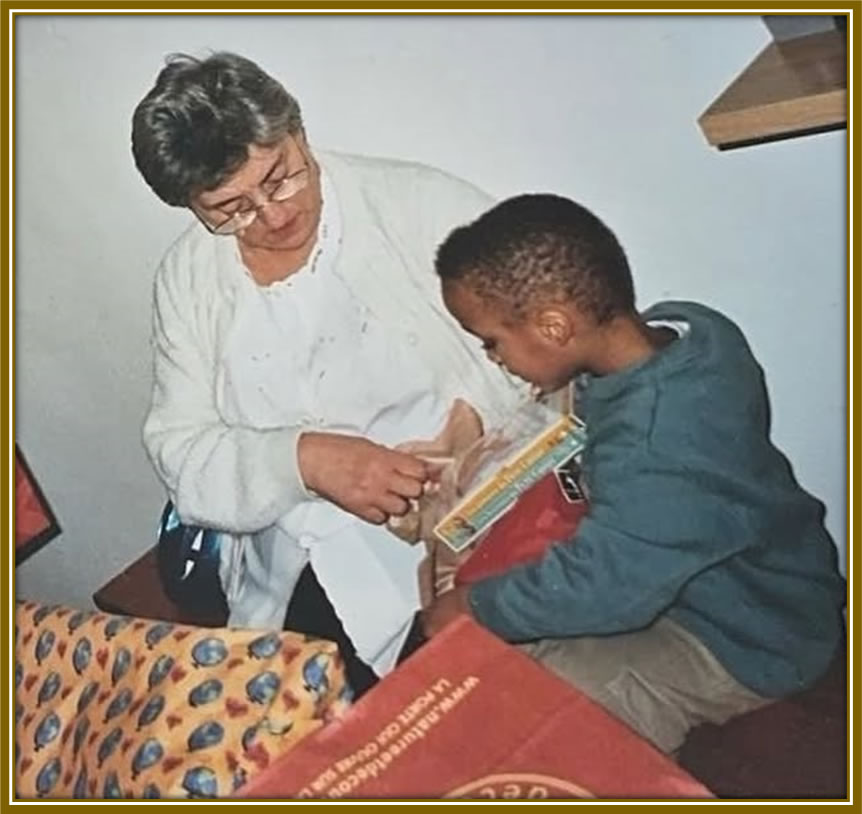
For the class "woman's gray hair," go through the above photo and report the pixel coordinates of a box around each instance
[131,51,303,206]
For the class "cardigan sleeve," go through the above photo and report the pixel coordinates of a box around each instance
[142,255,313,533]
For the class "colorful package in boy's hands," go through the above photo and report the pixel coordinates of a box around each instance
[455,466,589,586]
[387,397,588,601]
[433,407,586,553]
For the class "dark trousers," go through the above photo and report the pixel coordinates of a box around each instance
[283,564,426,698]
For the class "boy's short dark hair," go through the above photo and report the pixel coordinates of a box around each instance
[436,193,635,323]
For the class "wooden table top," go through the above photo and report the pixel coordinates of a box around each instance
[92,545,227,627]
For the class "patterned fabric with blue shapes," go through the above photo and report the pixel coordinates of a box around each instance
[15,601,350,799]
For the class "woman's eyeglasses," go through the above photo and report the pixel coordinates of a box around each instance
[197,137,312,236]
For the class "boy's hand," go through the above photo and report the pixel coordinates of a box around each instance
[297,432,428,525]
[420,585,473,638]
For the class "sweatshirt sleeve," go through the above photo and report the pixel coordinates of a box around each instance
[142,257,313,533]
[466,461,751,642]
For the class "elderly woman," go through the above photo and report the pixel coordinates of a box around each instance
[131,52,522,695]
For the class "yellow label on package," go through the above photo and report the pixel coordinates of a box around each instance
[434,415,586,553]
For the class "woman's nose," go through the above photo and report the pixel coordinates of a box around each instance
[257,199,298,230]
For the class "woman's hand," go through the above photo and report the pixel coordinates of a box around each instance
[297,431,429,525]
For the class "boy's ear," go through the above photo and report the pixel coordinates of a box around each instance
[533,306,574,346]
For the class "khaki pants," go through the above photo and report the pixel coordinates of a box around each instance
[519,617,769,754]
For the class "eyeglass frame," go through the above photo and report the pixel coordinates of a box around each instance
[192,134,313,236]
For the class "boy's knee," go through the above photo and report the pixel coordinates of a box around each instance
[519,636,625,696]
[516,636,690,754]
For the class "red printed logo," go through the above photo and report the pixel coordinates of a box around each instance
[445,773,594,799]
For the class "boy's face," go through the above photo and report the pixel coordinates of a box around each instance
[442,280,578,394]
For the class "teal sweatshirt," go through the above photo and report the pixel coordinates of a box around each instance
[468,301,845,697]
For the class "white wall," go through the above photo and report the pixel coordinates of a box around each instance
[14,13,847,609]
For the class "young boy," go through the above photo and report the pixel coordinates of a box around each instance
[422,193,845,754]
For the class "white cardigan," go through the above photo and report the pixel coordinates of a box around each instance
[143,151,524,672]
